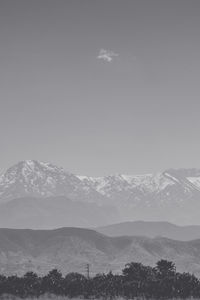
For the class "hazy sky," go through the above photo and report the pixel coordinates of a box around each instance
[1,0,200,176]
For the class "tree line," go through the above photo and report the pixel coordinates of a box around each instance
[0,260,199,299]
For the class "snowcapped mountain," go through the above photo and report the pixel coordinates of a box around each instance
[77,169,200,225]
[0,160,103,203]
[1,160,200,226]
[78,172,175,198]
[78,169,200,205]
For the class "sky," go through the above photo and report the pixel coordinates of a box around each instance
[0,0,200,176]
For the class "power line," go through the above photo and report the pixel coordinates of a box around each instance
[86,263,90,279]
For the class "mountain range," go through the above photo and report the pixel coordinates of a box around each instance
[1,227,200,277]
[1,160,200,227]
[96,221,200,241]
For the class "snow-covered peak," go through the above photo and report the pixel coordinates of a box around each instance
[0,160,66,184]
[1,161,200,209]
[0,160,98,202]
[77,171,176,198]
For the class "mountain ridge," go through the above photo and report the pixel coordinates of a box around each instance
[1,226,200,276]
[96,221,200,241]
[1,160,200,226]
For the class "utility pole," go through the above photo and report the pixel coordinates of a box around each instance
[86,263,90,279]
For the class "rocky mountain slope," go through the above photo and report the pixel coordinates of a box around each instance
[1,160,200,226]
[1,227,200,277]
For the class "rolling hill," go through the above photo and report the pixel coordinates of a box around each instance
[1,227,200,277]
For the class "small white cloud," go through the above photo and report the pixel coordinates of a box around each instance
[97,49,119,62]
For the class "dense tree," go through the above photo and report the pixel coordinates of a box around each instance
[41,269,63,295]
[64,272,87,297]
[175,272,200,298]
[0,260,199,299]
[156,259,176,277]
[23,271,40,297]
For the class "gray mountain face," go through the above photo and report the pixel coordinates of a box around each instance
[1,227,200,277]
[0,196,118,229]
[1,160,200,227]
